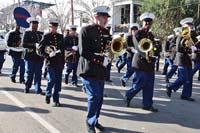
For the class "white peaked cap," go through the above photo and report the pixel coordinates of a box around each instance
[26,17,39,23]
[48,18,59,24]
[173,27,182,33]
[167,34,174,39]
[140,12,155,21]
[69,25,77,29]
[130,23,140,29]
[180,17,193,26]
[93,6,110,17]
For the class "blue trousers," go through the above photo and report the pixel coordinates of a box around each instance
[169,66,193,97]
[82,78,104,126]
[126,71,155,108]
[162,57,172,74]
[192,62,200,77]
[121,57,134,83]
[166,65,177,80]
[0,51,5,72]
[116,53,127,72]
[46,66,63,103]
[10,56,25,82]
[25,60,43,93]
[106,62,112,81]
[65,61,78,84]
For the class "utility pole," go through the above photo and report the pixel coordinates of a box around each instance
[71,0,74,25]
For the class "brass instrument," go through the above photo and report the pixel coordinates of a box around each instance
[138,38,153,61]
[181,27,195,47]
[45,45,57,55]
[111,37,126,56]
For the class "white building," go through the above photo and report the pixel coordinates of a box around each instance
[111,0,142,32]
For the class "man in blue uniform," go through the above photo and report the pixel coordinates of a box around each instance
[125,12,158,112]
[22,17,44,94]
[38,19,65,107]
[166,17,198,101]
[192,35,200,80]
[64,25,80,86]
[7,25,25,83]
[165,28,181,83]
[120,23,139,87]
[77,6,111,133]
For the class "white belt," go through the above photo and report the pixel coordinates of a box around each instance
[9,47,24,52]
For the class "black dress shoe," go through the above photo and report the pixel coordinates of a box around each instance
[120,79,126,87]
[53,102,61,107]
[45,96,50,104]
[95,123,105,131]
[180,96,195,102]
[24,88,29,93]
[65,78,68,84]
[36,91,45,96]
[124,96,130,107]
[166,84,172,97]
[72,83,81,87]
[11,77,16,83]
[143,106,158,112]
[165,77,169,83]
[106,80,112,82]
[20,80,25,84]
[86,122,96,133]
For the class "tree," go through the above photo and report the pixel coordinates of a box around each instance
[74,0,111,24]
[46,0,71,33]
[140,0,199,39]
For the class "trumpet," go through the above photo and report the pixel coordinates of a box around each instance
[138,38,153,61]
[111,37,126,56]
[181,27,195,47]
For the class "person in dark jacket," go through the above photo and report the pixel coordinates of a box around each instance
[125,12,158,112]
[166,17,198,102]
[7,25,25,83]
[64,25,80,86]
[38,19,65,107]
[120,23,139,87]
[22,17,44,95]
[77,6,111,133]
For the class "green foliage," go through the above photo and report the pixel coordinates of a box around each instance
[139,0,199,39]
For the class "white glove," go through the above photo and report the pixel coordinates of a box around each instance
[190,46,197,51]
[130,47,135,53]
[49,51,56,58]
[103,57,110,67]
[35,43,40,48]
[72,46,78,51]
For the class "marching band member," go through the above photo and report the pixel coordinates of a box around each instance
[64,25,80,87]
[153,38,162,71]
[115,33,127,73]
[192,35,200,79]
[125,12,158,112]
[162,34,174,75]
[22,17,44,94]
[38,19,65,107]
[165,27,181,83]
[77,6,110,133]
[120,23,139,87]
[166,17,198,101]
[6,24,25,83]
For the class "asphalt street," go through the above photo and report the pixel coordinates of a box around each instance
[0,55,200,133]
